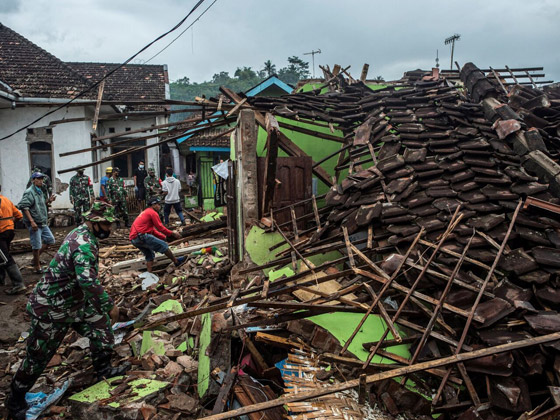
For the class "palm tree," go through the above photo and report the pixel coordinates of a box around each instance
[262,60,276,77]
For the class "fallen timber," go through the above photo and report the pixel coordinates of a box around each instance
[199,333,560,420]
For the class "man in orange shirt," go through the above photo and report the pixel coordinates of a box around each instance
[0,185,26,294]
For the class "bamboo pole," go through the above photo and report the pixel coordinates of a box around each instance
[198,332,560,420]
[433,199,523,406]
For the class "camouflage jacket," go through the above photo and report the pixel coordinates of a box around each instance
[106,176,126,202]
[26,174,53,201]
[69,174,94,203]
[28,224,114,321]
[144,175,162,198]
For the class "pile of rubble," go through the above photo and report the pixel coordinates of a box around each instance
[4,64,560,420]
[225,65,560,419]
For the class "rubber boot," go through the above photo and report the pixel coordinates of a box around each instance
[92,350,131,381]
[5,381,29,420]
[5,264,26,295]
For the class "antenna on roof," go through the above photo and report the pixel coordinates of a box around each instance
[303,49,322,78]
[444,34,461,70]
[436,49,440,68]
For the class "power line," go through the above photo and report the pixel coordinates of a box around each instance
[0,0,207,142]
[143,0,218,64]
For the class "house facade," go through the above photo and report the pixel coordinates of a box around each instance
[0,23,169,209]
[176,76,293,209]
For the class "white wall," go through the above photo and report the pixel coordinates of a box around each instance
[0,106,92,209]
[93,115,162,191]
[0,106,166,210]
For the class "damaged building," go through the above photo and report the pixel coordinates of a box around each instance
[3,60,560,420]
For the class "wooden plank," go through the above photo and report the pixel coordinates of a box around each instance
[58,125,234,174]
[220,87,333,187]
[261,113,280,215]
[211,367,238,415]
[61,117,229,157]
[111,239,226,273]
[360,64,369,82]
[91,79,105,133]
[226,97,248,117]
[255,332,310,350]
[198,333,560,420]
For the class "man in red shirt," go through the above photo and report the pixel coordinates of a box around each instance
[129,197,185,272]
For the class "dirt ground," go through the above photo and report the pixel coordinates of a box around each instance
[0,226,76,407]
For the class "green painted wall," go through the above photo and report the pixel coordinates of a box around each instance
[256,118,346,198]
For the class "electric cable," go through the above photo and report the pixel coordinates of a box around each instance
[143,0,218,65]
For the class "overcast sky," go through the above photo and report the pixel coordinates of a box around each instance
[1,0,559,84]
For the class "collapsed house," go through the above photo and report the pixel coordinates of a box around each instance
[3,62,560,420]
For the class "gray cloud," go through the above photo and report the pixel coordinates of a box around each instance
[1,0,558,85]
[0,0,21,14]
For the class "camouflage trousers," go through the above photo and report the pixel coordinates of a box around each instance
[73,199,91,224]
[113,199,129,224]
[12,306,114,393]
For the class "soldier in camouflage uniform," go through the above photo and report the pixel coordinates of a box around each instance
[144,167,161,202]
[144,167,163,220]
[6,201,129,420]
[26,166,53,203]
[106,167,130,227]
[69,169,95,224]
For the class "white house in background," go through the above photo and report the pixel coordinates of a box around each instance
[0,23,170,209]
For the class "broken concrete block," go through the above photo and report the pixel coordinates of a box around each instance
[166,393,197,412]
[162,361,183,378]
[523,150,560,183]
[177,355,198,372]
[165,349,184,358]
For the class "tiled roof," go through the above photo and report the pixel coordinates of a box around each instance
[65,62,167,108]
[0,23,168,107]
[0,23,94,98]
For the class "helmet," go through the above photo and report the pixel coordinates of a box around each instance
[113,167,120,173]
[147,196,161,206]
[148,166,155,173]
[83,200,117,223]
[105,167,113,173]
[31,172,45,179]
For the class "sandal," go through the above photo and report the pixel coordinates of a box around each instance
[5,285,26,295]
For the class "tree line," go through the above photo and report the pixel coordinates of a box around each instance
[170,56,311,102]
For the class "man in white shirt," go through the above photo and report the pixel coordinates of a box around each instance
[161,168,186,226]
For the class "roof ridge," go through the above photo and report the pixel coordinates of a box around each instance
[66,61,165,68]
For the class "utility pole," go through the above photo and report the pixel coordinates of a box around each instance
[303,49,321,78]
[444,34,461,70]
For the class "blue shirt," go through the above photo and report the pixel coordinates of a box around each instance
[100,176,109,197]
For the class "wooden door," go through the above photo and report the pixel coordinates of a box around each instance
[257,156,312,227]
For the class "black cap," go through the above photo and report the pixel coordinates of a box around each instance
[147,196,161,206]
